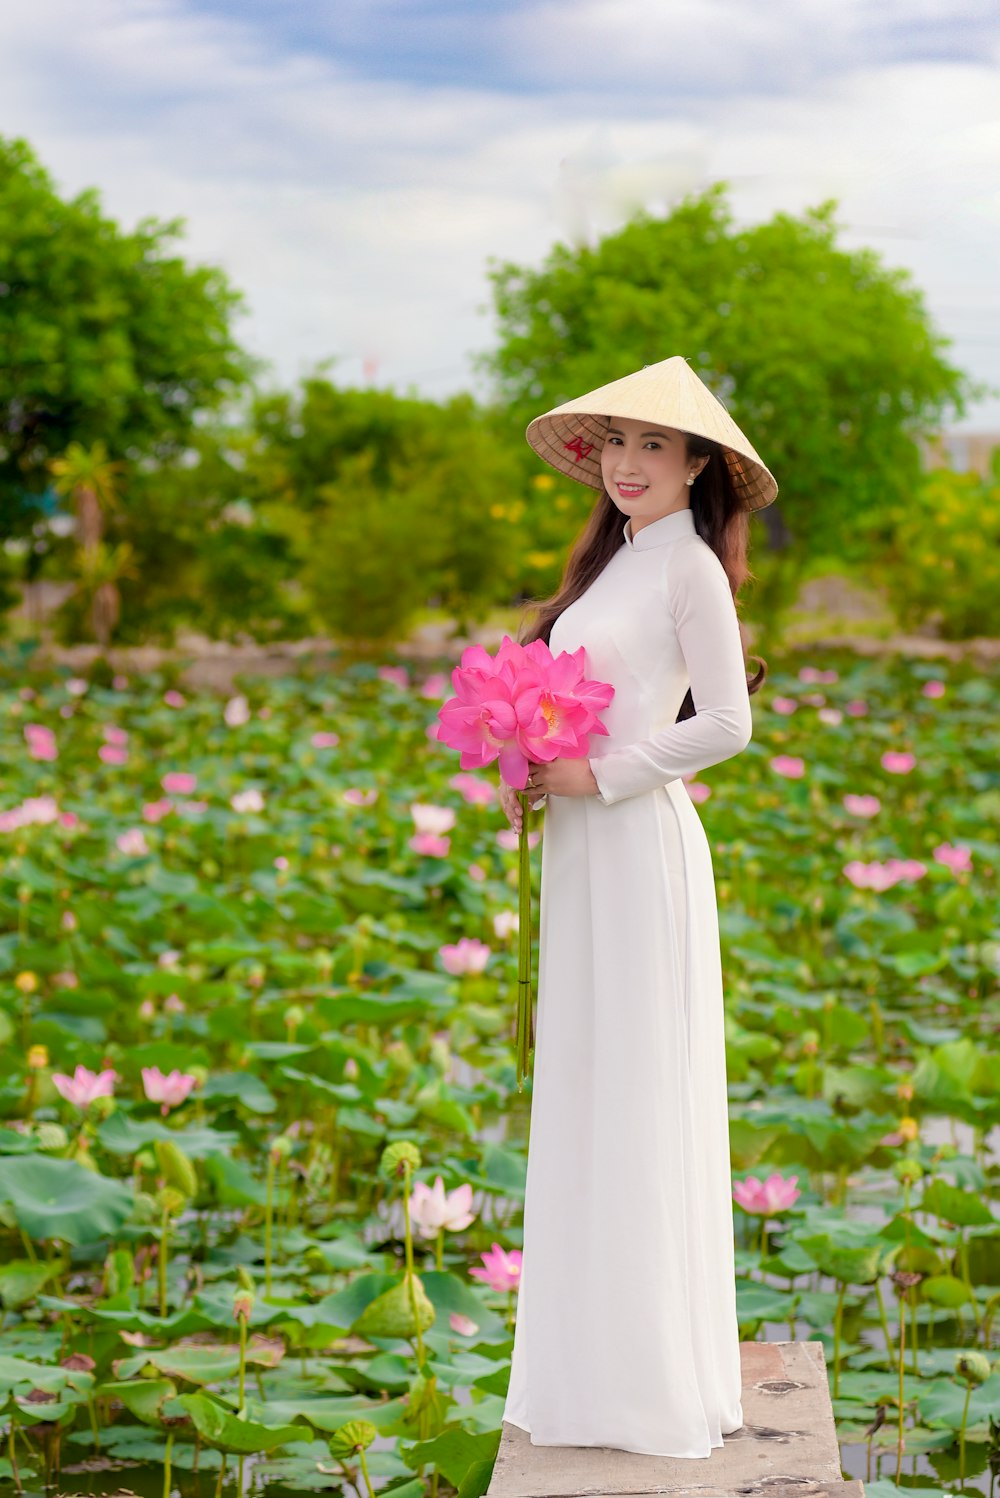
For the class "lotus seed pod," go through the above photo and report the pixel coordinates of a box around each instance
[350,1274,435,1340]
[894,1157,923,1184]
[34,1122,68,1152]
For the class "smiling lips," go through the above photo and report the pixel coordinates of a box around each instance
[616,483,646,498]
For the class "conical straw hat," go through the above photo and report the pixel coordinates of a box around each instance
[525,355,778,510]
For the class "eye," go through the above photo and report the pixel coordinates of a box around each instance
[644,441,661,449]
[606,436,622,446]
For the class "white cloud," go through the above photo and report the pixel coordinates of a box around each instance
[0,0,998,428]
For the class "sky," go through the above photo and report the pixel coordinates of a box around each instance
[3,0,1000,430]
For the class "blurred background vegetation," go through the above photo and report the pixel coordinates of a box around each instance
[2,134,998,652]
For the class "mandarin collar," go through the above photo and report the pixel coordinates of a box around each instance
[622,506,696,551]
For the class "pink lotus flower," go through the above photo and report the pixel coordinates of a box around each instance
[685,780,711,803]
[409,832,451,857]
[142,798,174,823]
[435,635,614,791]
[163,690,186,708]
[116,828,149,856]
[61,909,77,931]
[843,794,881,818]
[224,695,251,727]
[800,692,826,707]
[467,862,487,881]
[104,725,129,746]
[469,1242,522,1293]
[66,678,89,697]
[450,772,497,806]
[771,696,797,714]
[59,810,79,829]
[844,858,927,891]
[274,855,290,871]
[922,679,946,698]
[440,937,491,975]
[845,700,868,716]
[409,1176,477,1239]
[311,731,340,749]
[420,672,450,699]
[231,788,265,813]
[158,949,182,969]
[0,795,61,832]
[112,674,129,690]
[25,724,58,761]
[377,665,409,689]
[99,744,128,765]
[52,1065,117,1108]
[933,842,972,872]
[732,1172,800,1215]
[881,751,916,774]
[496,828,541,851]
[411,803,456,835]
[141,1066,197,1115]
[770,755,805,778]
[162,772,197,794]
[493,910,519,939]
[343,787,377,805]
[449,1311,479,1337]
[799,667,838,684]
[818,708,843,726]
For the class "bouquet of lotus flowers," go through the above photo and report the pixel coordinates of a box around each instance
[435,635,614,1089]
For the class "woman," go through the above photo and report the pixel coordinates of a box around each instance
[498,355,777,1459]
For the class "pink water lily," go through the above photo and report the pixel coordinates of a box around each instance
[377,665,409,688]
[933,842,972,872]
[770,755,805,778]
[343,786,377,805]
[421,672,450,699]
[409,833,451,858]
[922,679,946,698]
[411,803,456,835]
[164,690,186,708]
[224,695,251,727]
[467,862,487,881]
[845,699,868,716]
[771,697,797,714]
[231,788,265,813]
[435,634,613,791]
[450,772,497,805]
[685,780,711,803]
[409,1176,477,1239]
[162,772,197,794]
[799,667,838,684]
[116,828,149,856]
[469,1242,522,1293]
[818,708,842,726]
[141,1066,197,1115]
[493,910,519,939]
[142,798,173,823]
[440,937,491,975]
[881,751,916,774]
[844,858,926,891]
[99,744,128,765]
[52,1065,117,1108]
[449,1312,479,1336]
[311,731,340,749]
[24,724,58,761]
[0,795,61,832]
[843,794,881,818]
[733,1172,801,1216]
[104,725,129,746]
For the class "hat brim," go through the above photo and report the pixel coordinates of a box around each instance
[524,357,778,510]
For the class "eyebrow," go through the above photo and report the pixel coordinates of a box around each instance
[606,426,672,439]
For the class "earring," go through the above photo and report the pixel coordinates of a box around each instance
[685,475,695,486]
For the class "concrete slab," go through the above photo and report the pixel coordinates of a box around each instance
[487,1341,859,1498]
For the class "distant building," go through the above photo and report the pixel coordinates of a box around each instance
[922,432,1000,476]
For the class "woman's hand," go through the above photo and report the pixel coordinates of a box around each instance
[499,777,546,833]
[499,758,599,832]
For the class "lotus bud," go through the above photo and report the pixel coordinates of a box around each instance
[894,1157,923,1184]
[313,949,334,977]
[898,1116,919,1142]
[380,1141,422,1179]
[154,1139,198,1198]
[27,1045,49,1070]
[139,999,156,1021]
[954,1350,991,1386]
[385,1040,414,1075]
[35,1122,68,1152]
[896,1078,914,1102]
[186,1064,209,1088]
[247,963,266,989]
[270,1135,294,1165]
[343,1056,360,1080]
[132,1191,160,1225]
[285,1003,306,1035]
[155,1186,187,1217]
[234,1266,255,1321]
[801,1030,820,1056]
[15,971,38,993]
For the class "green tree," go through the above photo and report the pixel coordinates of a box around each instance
[0,135,257,528]
[482,185,977,596]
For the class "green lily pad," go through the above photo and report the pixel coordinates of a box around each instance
[0,1155,133,1245]
[178,1392,307,1452]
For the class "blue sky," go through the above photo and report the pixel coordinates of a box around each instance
[3,0,999,427]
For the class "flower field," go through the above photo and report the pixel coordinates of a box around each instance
[0,648,998,1498]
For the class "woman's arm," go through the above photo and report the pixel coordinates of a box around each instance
[589,540,753,806]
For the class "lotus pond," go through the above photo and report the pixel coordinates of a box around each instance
[0,644,998,1498]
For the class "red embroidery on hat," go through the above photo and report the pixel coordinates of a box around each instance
[563,435,594,463]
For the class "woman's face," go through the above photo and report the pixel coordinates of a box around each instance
[599,416,707,528]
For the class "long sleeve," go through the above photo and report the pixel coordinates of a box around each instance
[589,540,753,806]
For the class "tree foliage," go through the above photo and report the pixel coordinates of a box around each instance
[481,185,975,566]
[0,135,257,527]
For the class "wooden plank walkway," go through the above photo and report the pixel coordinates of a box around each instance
[487,1340,862,1498]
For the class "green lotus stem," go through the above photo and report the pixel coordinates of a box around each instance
[909,1285,919,1374]
[874,1278,894,1370]
[401,1162,426,1366]
[159,1205,170,1318]
[163,1430,173,1498]
[895,1294,906,1482]
[8,1417,20,1494]
[265,1152,276,1295]
[238,1312,248,1413]
[238,1454,245,1497]
[759,1217,768,1258]
[958,1380,972,1488]
[515,793,534,1091]
[435,1232,444,1271]
[18,1227,37,1264]
[833,1282,845,1397]
[357,1443,376,1498]
[214,1455,226,1498]
[958,1235,980,1333]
